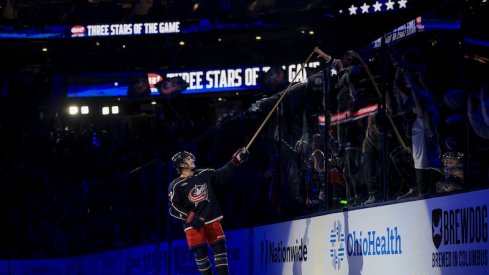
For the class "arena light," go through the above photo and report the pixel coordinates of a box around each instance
[102,106,110,115]
[68,106,79,115]
[192,2,200,11]
[80,106,89,114]
[111,106,119,114]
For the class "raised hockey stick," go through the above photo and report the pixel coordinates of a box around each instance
[349,50,410,152]
[245,49,317,151]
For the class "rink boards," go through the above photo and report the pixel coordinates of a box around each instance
[2,189,488,275]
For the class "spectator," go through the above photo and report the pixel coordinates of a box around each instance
[405,69,443,195]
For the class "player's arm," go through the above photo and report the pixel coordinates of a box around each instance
[314,47,333,62]
[211,147,249,185]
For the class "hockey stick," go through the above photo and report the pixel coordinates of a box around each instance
[349,50,410,152]
[245,49,317,150]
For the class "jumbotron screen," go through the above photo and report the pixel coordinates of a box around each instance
[66,62,321,98]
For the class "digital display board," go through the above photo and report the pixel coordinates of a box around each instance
[71,22,180,37]
[67,62,321,98]
[66,72,148,98]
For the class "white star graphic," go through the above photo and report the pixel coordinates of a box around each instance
[331,68,338,76]
[398,0,408,8]
[360,3,370,13]
[373,1,383,12]
[348,4,358,15]
[386,0,395,10]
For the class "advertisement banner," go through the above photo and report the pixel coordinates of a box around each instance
[169,228,250,275]
[224,229,250,275]
[322,190,488,275]
[1,189,487,274]
[170,239,198,274]
[118,243,169,275]
[253,217,328,274]
[0,243,169,275]
[252,189,488,275]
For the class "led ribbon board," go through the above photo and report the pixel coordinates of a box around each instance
[71,22,180,37]
[149,62,320,94]
[371,17,424,48]
[66,72,147,98]
[66,62,321,98]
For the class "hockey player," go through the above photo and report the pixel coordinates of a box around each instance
[168,148,249,275]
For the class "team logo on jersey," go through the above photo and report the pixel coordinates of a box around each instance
[188,184,208,203]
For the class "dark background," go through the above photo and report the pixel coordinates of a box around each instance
[0,0,488,259]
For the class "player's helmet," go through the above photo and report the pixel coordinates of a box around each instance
[171,151,195,171]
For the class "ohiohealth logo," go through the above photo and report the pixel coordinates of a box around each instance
[329,220,345,270]
[328,220,403,269]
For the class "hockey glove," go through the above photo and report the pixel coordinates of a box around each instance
[231,147,249,166]
[185,211,204,229]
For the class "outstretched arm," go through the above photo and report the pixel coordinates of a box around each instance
[314,47,333,62]
[315,47,343,70]
[405,70,438,138]
[211,148,250,185]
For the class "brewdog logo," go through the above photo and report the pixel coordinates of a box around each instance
[432,208,443,249]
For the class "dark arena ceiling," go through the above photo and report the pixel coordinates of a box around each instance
[0,0,473,73]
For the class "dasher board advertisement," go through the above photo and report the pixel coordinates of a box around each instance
[253,189,488,274]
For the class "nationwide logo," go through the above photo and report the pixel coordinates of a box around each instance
[260,238,308,267]
[329,220,345,270]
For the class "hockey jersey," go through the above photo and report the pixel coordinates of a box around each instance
[168,161,235,230]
